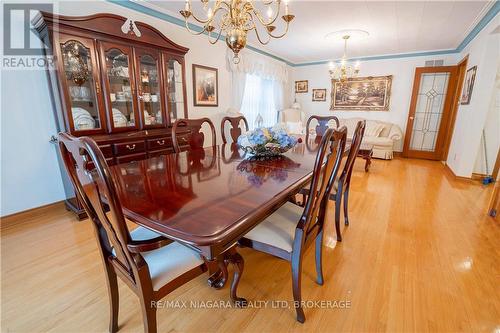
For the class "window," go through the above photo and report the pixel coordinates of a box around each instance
[240,74,281,129]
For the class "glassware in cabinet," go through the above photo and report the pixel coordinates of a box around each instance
[59,36,105,133]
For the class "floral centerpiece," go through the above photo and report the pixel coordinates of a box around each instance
[237,124,299,158]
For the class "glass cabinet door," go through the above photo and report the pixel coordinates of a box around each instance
[59,36,105,133]
[100,42,138,131]
[164,56,186,124]
[135,49,164,127]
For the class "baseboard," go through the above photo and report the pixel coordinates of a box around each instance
[444,164,478,183]
[0,200,66,229]
[393,151,403,158]
[472,172,487,180]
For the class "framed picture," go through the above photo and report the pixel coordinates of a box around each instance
[192,64,218,107]
[295,80,308,93]
[330,75,392,111]
[460,66,477,105]
[312,89,327,102]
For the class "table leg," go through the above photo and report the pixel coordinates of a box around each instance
[227,247,247,307]
[364,156,371,172]
[207,256,228,289]
[206,246,247,307]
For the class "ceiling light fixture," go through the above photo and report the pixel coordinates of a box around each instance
[180,0,295,64]
[326,29,369,82]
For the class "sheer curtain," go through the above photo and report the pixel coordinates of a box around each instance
[240,74,283,129]
[227,49,287,129]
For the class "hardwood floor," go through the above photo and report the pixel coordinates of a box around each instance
[2,158,499,333]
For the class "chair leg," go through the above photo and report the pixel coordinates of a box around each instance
[104,265,119,333]
[315,230,324,286]
[334,191,342,242]
[140,298,157,333]
[343,188,350,226]
[291,256,305,323]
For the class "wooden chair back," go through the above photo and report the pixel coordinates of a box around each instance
[221,115,249,143]
[58,133,141,284]
[172,118,216,152]
[296,126,347,244]
[339,120,366,186]
[306,115,340,137]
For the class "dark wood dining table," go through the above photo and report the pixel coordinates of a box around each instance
[109,140,342,304]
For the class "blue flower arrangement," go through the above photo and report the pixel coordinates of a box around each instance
[237,124,299,157]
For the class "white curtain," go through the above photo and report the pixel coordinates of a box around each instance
[240,74,281,129]
[227,49,288,128]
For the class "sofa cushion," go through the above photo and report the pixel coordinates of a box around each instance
[365,122,384,137]
[363,136,394,148]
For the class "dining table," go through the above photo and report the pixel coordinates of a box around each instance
[108,139,347,305]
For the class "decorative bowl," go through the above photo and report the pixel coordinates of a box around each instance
[237,125,298,158]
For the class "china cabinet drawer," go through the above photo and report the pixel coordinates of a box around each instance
[113,141,146,156]
[149,148,173,158]
[98,144,113,158]
[116,153,147,164]
[86,157,115,171]
[147,137,172,150]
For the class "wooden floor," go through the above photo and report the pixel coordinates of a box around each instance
[2,158,499,333]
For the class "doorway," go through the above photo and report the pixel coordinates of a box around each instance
[403,66,459,160]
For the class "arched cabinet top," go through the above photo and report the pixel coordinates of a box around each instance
[32,12,189,55]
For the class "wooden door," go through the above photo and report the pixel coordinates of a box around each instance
[134,47,166,129]
[99,41,139,133]
[403,66,459,160]
[55,34,107,135]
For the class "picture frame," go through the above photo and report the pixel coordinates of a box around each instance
[192,64,218,107]
[330,75,392,111]
[295,80,308,93]
[312,89,327,102]
[460,65,477,105]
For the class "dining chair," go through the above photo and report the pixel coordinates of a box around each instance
[239,126,347,323]
[221,115,249,143]
[331,120,366,242]
[306,115,340,137]
[172,118,216,153]
[58,133,207,333]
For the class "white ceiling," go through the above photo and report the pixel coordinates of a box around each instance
[146,1,495,64]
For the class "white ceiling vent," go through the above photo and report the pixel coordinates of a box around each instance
[425,60,444,67]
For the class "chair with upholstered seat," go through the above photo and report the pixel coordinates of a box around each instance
[331,120,366,241]
[239,126,347,323]
[58,133,207,333]
[221,115,249,144]
[306,115,340,136]
[172,118,216,153]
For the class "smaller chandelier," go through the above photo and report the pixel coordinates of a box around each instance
[327,30,368,82]
[180,0,295,64]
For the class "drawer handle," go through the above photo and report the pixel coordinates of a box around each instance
[157,140,165,146]
[126,144,136,150]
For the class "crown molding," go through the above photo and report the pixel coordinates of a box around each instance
[107,0,499,68]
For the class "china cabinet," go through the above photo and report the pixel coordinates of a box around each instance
[33,12,190,218]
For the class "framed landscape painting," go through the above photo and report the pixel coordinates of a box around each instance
[331,75,392,111]
[460,66,477,105]
[312,89,327,101]
[192,64,218,107]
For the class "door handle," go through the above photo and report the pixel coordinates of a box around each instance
[409,116,414,120]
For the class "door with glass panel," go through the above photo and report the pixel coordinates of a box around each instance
[99,42,139,132]
[134,47,166,128]
[57,34,106,135]
[403,66,458,160]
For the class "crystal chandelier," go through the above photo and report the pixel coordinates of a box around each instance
[328,34,362,82]
[180,0,295,63]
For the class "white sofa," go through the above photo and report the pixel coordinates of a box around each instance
[338,118,403,159]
